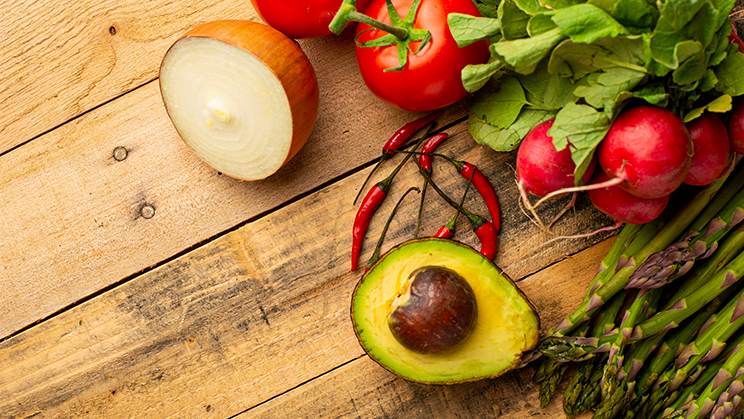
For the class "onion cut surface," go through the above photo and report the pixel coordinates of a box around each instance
[160,21,319,181]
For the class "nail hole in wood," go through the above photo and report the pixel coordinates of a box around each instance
[140,205,155,219]
[113,146,128,161]
[109,26,117,36]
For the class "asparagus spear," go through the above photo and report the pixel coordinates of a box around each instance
[534,358,569,408]
[563,292,626,416]
[627,184,744,289]
[622,287,736,417]
[592,289,664,419]
[639,285,744,417]
[551,172,733,337]
[663,332,744,418]
[531,225,645,402]
[710,362,744,419]
[668,287,744,393]
[540,249,744,361]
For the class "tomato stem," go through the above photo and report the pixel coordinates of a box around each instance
[346,10,409,40]
[329,0,431,71]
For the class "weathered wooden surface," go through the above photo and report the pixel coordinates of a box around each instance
[0,14,467,339]
[0,137,612,416]
[0,0,253,154]
[1,0,631,417]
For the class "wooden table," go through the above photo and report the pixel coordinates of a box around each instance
[0,1,627,417]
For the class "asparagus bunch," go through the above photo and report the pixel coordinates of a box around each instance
[534,223,645,407]
[528,162,744,419]
[551,164,739,338]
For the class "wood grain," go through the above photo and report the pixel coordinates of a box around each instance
[0,0,259,154]
[0,128,613,418]
[239,240,614,419]
[0,27,468,339]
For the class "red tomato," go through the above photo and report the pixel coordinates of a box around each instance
[355,0,489,112]
[250,0,370,39]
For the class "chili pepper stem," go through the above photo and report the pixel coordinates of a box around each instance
[354,157,385,206]
[365,186,420,271]
[438,169,475,238]
[350,124,437,271]
[414,178,428,238]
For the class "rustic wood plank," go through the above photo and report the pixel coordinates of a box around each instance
[0,126,613,417]
[0,0,259,154]
[238,239,615,419]
[0,25,469,338]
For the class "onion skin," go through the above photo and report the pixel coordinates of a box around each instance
[161,20,319,180]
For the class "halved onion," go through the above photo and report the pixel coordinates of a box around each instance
[160,20,319,181]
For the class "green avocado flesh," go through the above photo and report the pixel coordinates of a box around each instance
[351,238,541,384]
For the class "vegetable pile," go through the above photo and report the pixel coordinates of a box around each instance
[526,159,744,418]
[449,0,744,226]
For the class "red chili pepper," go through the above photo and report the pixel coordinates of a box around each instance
[472,218,498,259]
[351,128,435,271]
[434,225,453,238]
[418,132,449,175]
[383,110,444,156]
[353,110,443,205]
[415,158,499,259]
[352,182,388,271]
[456,162,501,233]
[414,132,449,237]
[364,186,420,272]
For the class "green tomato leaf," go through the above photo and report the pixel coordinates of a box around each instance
[551,4,629,44]
[683,94,732,122]
[491,27,566,74]
[448,13,502,47]
[548,102,612,181]
[470,76,528,128]
[499,0,531,39]
[468,109,556,151]
[461,59,505,93]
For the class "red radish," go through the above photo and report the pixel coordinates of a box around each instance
[729,22,744,54]
[588,171,670,224]
[729,97,744,154]
[683,113,731,186]
[160,20,319,181]
[598,105,693,199]
[516,119,596,198]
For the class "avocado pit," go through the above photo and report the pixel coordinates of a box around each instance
[388,266,477,354]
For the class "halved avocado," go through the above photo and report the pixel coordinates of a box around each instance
[351,237,541,384]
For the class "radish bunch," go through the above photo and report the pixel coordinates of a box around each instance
[517,103,738,226]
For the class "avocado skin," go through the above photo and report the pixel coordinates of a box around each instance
[351,237,541,385]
